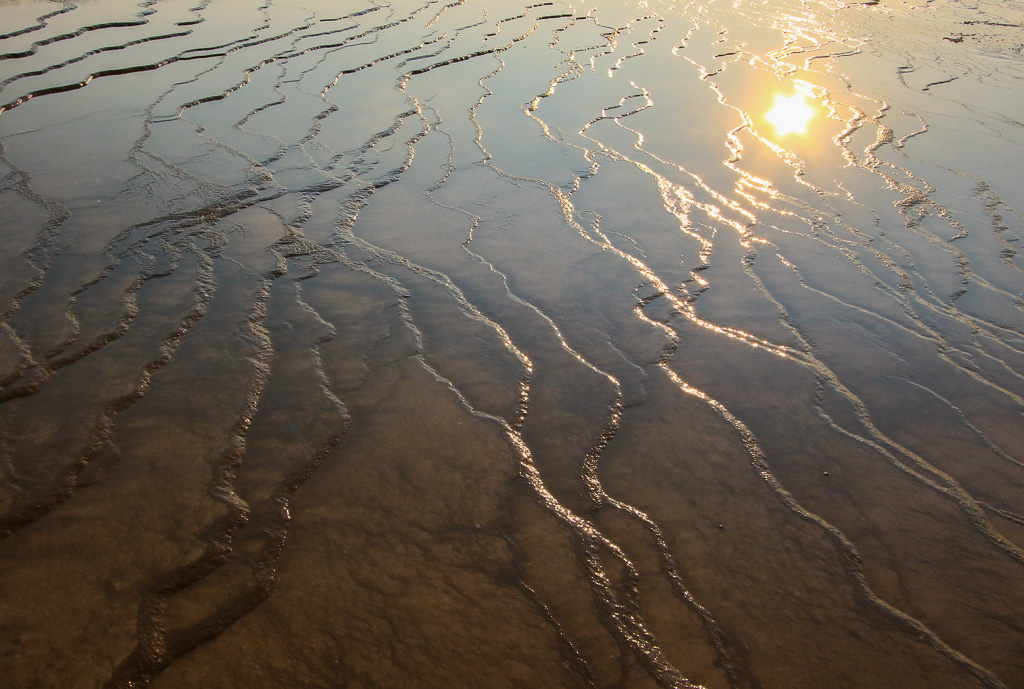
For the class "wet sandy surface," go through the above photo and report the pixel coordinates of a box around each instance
[1,0,1023,687]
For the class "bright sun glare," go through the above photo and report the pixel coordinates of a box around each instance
[766,92,814,135]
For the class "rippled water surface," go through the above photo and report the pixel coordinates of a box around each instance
[2,0,1024,686]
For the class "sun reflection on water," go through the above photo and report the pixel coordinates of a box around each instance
[766,91,815,135]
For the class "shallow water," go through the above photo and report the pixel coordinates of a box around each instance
[1,0,1023,687]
